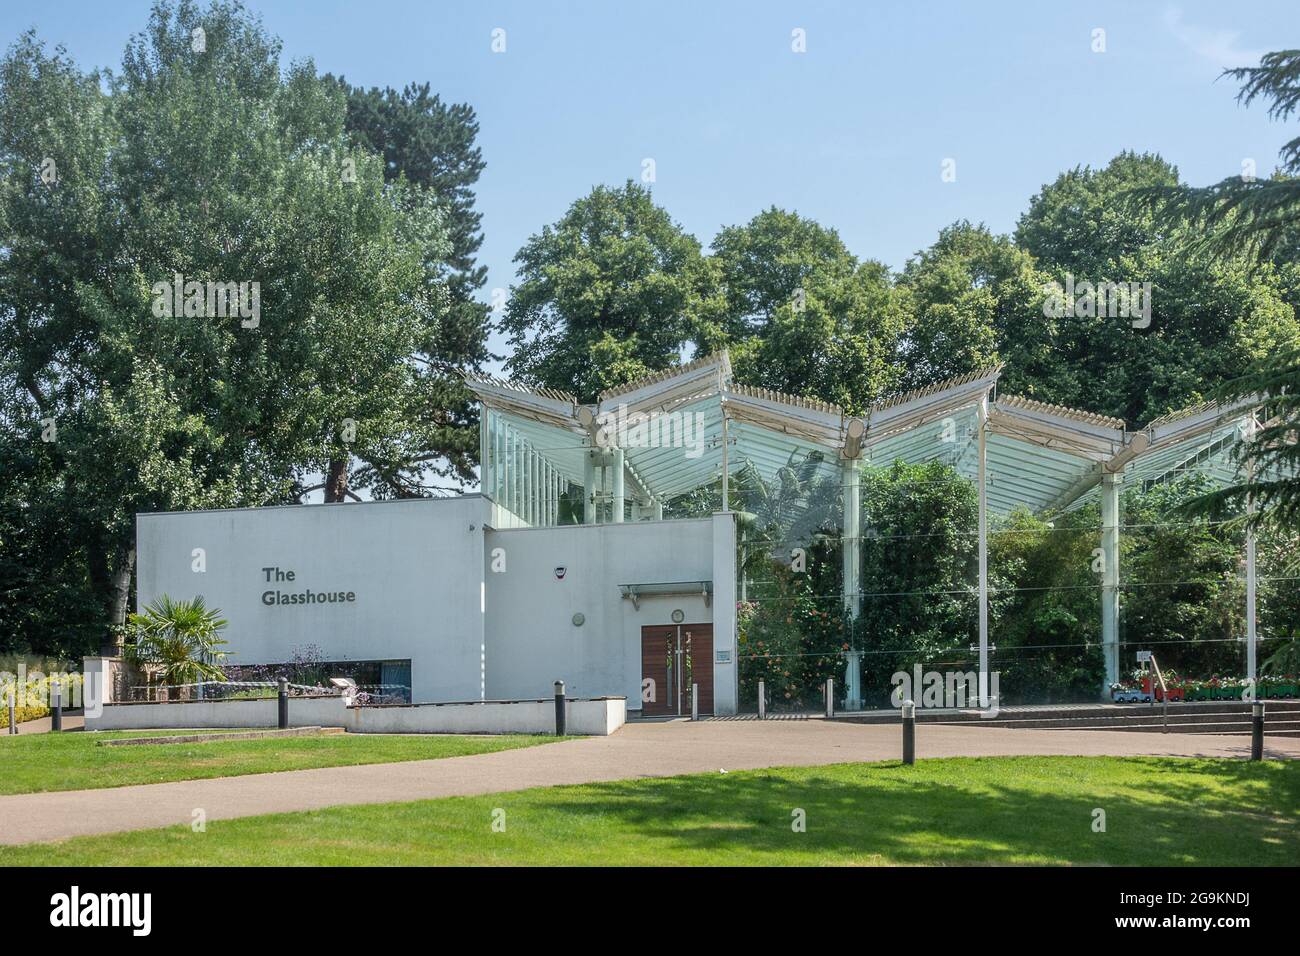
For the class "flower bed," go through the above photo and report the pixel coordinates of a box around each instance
[0,673,83,728]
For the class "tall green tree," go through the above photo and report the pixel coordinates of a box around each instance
[1135,51,1300,262]
[500,181,719,403]
[1014,152,1298,424]
[0,0,451,655]
[329,78,491,500]
[706,208,908,411]
[1136,50,1300,530]
[854,461,992,703]
[895,222,1050,395]
[1173,343,1300,530]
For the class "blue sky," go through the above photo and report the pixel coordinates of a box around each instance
[5,1,1297,368]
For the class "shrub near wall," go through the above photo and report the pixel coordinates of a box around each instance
[0,672,82,728]
[738,565,847,712]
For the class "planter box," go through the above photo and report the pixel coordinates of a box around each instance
[1141,677,1184,702]
[1112,688,1151,704]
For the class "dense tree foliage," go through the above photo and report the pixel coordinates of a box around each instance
[1146,52,1300,533]
[707,208,908,412]
[0,1,454,656]
[509,156,1299,427]
[500,181,720,403]
[331,78,491,500]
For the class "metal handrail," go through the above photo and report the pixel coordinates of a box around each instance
[1149,655,1169,733]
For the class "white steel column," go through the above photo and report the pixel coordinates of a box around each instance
[1245,412,1258,697]
[512,433,521,520]
[531,449,540,525]
[521,445,531,524]
[479,407,489,495]
[1101,471,1121,694]
[842,456,862,710]
[977,396,990,708]
[503,429,513,516]
[493,423,501,505]
[530,448,540,525]
[598,457,608,523]
[540,459,549,525]
[547,462,555,525]
[611,449,625,522]
[583,450,596,524]
[720,405,730,512]
[523,446,530,521]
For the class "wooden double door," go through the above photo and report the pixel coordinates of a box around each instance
[640,624,713,716]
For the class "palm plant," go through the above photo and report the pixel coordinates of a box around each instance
[124,595,231,687]
[1262,632,1300,675]
[732,449,842,595]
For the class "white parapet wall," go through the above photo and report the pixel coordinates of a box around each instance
[85,695,350,730]
[85,695,626,736]
[347,697,625,735]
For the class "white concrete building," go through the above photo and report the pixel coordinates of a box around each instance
[137,498,735,713]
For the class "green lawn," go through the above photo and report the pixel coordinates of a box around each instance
[3,756,1295,865]
[0,729,558,796]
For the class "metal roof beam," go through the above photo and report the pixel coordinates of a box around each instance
[1142,396,1259,452]
[464,375,582,432]
[863,367,1002,447]
[596,352,732,413]
[989,396,1126,463]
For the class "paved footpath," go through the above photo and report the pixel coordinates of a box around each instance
[2,718,1297,845]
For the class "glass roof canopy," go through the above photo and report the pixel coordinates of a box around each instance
[464,350,1260,527]
[466,351,1274,697]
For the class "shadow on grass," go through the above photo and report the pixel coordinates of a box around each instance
[522,757,1299,866]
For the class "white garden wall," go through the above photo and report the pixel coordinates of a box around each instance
[84,695,625,735]
[86,695,348,730]
[346,697,625,735]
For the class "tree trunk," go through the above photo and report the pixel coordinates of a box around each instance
[324,458,350,502]
[105,543,135,656]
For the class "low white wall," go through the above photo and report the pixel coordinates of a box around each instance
[85,695,625,736]
[86,695,349,730]
[348,697,625,736]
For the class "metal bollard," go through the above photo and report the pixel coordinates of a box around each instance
[51,678,62,732]
[902,699,915,765]
[757,679,766,720]
[1251,700,1265,761]
[554,680,566,736]
[825,678,834,718]
[7,687,15,735]
[277,677,289,729]
[691,682,699,721]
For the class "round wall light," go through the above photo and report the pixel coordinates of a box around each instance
[572,612,586,627]
[671,609,685,623]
